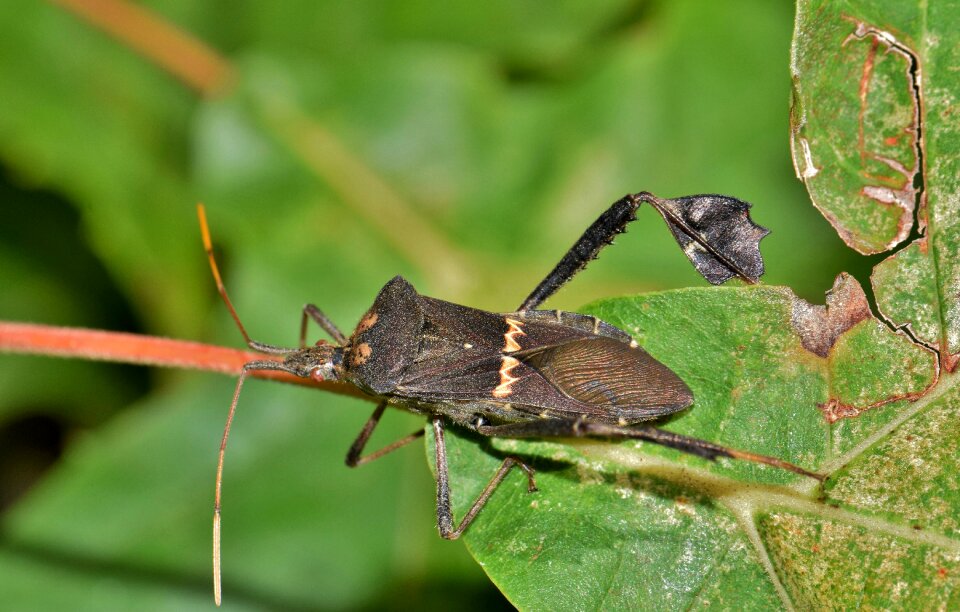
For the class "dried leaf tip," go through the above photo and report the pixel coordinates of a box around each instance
[636,192,770,285]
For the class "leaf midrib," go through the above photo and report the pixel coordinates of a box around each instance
[575,425,960,608]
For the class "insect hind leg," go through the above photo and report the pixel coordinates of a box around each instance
[476,419,823,481]
[518,195,642,311]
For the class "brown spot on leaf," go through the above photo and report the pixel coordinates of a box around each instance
[943,352,960,373]
[791,274,872,357]
[351,342,372,366]
[856,36,880,165]
[529,540,545,563]
[818,399,864,424]
[818,385,932,424]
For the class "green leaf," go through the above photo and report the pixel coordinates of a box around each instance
[789,3,921,254]
[791,0,960,367]
[436,283,956,609]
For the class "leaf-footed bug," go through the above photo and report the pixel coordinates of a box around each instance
[198,193,823,605]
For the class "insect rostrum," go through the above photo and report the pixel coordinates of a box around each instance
[199,192,821,605]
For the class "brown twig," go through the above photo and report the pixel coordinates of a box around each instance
[49,0,232,96]
[0,321,369,401]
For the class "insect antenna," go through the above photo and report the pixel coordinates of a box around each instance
[198,204,301,604]
[212,359,290,606]
[197,204,289,355]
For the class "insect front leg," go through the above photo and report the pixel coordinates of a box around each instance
[344,401,425,467]
[299,303,347,347]
[519,194,644,310]
[431,418,537,539]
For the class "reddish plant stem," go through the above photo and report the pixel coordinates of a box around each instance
[0,321,369,401]
[50,0,233,96]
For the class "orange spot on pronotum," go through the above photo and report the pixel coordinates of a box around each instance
[357,312,378,333]
[351,342,372,366]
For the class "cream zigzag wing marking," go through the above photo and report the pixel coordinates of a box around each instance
[493,318,526,397]
[502,318,525,352]
[492,356,522,398]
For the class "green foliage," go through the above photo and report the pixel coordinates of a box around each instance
[444,286,953,608]
[0,0,956,609]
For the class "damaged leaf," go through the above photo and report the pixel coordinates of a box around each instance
[640,192,770,285]
[792,0,960,370]
[790,273,872,358]
[871,240,956,368]
[790,3,921,255]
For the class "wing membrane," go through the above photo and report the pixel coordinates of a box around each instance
[520,337,692,417]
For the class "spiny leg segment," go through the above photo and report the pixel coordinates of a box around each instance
[519,195,641,311]
[519,192,761,311]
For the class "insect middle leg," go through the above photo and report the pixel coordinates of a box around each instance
[432,418,537,539]
[344,401,425,467]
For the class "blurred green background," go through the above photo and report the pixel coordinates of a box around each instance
[0,1,864,609]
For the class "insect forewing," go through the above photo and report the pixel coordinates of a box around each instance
[519,337,693,420]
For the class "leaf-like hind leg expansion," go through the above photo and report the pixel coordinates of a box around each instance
[344,401,425,467]
[476,420,824,481]
[299,303,347,347]
[432,418,537,539]
[518,191,769,310]
[519,195,641,311]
